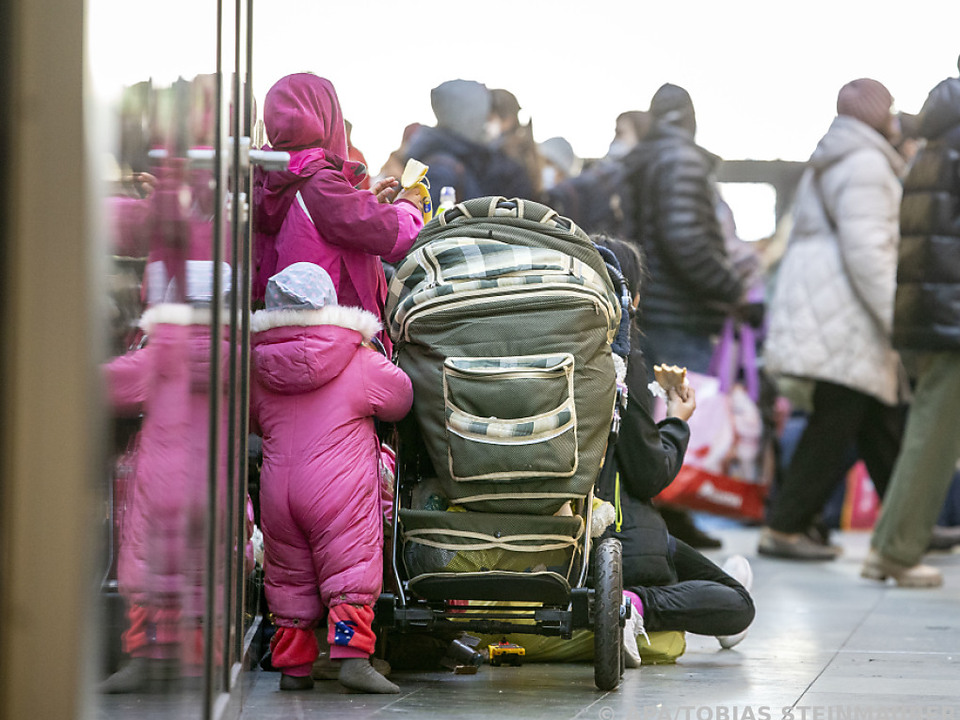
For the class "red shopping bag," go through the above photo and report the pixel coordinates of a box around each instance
[840,461,880,530]
[654,320,773,521]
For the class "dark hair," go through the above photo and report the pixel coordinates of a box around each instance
[490,88,521,120]
[590,233,644,300]
[616,110,652,143]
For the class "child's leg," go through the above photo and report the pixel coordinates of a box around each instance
[327,602,398,694]
[327,603,377,659]
[261,491,324,677]
[270,620,319,677]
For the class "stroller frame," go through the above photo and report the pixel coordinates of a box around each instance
[376,202,634,690]
[376,417,628,691]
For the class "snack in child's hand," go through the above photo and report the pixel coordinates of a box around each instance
[399,158,433,222]
[400,158,429,189]
[653,364,687,391]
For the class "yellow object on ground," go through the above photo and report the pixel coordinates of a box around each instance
[463,600,685,665]
[473,629,685,665]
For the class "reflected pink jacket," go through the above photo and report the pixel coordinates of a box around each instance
[104,305,229,605]
[249,304,413,620]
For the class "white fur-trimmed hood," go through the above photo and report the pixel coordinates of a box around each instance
[250,304,382,342]
[140,303,213,333]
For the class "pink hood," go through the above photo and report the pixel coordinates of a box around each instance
[251,305,381,395]
[264,73,348,156]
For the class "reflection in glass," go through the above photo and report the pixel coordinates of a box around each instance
[96,68,258,715]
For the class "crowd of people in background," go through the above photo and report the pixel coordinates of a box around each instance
[101,57,960,695]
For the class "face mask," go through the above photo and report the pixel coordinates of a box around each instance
[606,139,631,159]
[541,165,558,190]
[485,119,502,142]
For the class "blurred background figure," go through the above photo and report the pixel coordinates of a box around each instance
[620,84,748,550]
[624,83,746,376]
[544,110,650,238]
[487,87,542,199]
[760,78,908,560]
[344,119,371,190]
[537,136,581,194]
[861,67,960,587]
[403,79,534,209]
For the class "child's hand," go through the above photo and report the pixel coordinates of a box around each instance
[371,176,399,204]
[665,383,696,422]
[395,185,423,207]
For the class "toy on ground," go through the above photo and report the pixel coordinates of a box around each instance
[488,639,525,667]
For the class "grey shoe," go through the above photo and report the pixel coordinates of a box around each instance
[280,673,315,691]
[861,548,943,588]
[99,658,150,694]
[338,658,400,694]
[927,525,960,552]
[99,657,179,694]
[758,528,841,560]
[314,652,391,680]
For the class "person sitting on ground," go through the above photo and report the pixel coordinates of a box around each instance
[592,234,756,666]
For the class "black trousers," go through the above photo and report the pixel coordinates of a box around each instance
[767,380,906,534]
[628,539,755,636]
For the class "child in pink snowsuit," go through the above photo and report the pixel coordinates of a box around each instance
[250,262,413,694]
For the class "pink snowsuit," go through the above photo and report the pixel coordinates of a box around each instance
[250,301,413,674]
[104,303,231,664]
[253,73,423,354]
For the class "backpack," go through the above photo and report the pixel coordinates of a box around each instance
[386,196,622,515]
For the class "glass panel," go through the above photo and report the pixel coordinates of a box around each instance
[89,0,254,715]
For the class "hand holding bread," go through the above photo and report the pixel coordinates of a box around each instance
[654,363,696,420]
[654,364,687,392]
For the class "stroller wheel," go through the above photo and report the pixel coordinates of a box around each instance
[593,538,624,691]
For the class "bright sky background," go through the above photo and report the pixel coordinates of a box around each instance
[89,0,960,239]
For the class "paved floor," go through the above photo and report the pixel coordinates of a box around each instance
[237,526,960,719]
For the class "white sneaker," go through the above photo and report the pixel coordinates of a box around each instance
[622,601,649,668]
[717,554,753,649]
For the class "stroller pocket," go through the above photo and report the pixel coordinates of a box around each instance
[442,354,578,482]
[400,509,584,581]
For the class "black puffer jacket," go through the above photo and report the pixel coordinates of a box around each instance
[624,121,744,333]
[894,76,960,351]
[596,327,690,587]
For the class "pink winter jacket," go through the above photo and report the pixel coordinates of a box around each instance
[249,304,413,621]
[253,74,423,353]
[104,305,230,606]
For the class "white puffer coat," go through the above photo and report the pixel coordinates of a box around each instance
[764,115,905,406]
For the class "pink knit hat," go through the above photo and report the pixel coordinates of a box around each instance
[837,78,894,133]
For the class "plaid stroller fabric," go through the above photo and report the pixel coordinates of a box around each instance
[387,196,621,514]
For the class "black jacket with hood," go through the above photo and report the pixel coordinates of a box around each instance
[596,326,690,587]
[623,85,744,333]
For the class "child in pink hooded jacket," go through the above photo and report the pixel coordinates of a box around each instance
[253,73,424,354]
[100,261,233,693]
[250,262,413,694]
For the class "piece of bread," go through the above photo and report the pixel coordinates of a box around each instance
[653,364,687,391]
